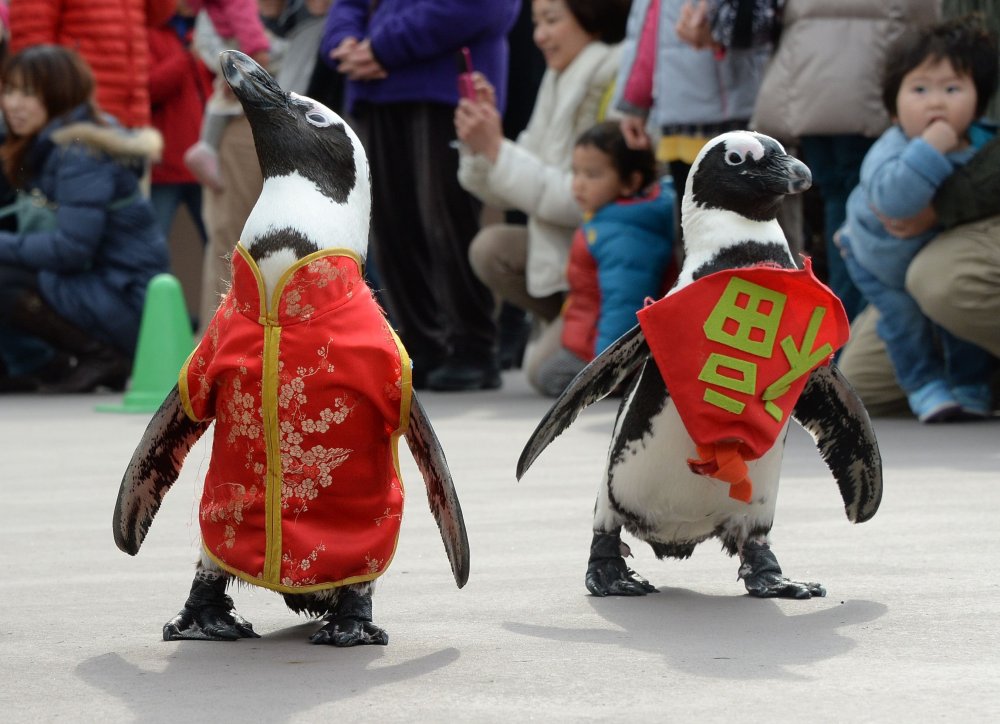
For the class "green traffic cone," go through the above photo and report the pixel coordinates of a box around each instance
[97,273,194,414]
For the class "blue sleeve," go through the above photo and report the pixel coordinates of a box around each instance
[319,0,370,69]
[368,1,517,69]
[0,148,113,271]
[862,134,954,219]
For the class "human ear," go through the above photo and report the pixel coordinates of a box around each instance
[622,170,644,196]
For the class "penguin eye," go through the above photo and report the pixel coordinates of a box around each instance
[306,111,331,128]
[725,150,746,166]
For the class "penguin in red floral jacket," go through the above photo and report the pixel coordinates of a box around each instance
[113,51,469,646]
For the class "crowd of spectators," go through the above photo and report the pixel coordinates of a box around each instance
[0,0,996,423]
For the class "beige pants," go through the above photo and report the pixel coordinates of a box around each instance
[468,224,564,323]
[838,214,1000,414]
[198,115,263,332]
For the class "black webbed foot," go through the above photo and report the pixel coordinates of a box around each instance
[739,540,826,599]
[163,573,260,641]
[309,588,388,646]
[310,618,388,646]
[586,531,658,597]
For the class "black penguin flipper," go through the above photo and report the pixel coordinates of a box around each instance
[113,385,211,555]
[792,364,883,523]
[517,324,650,480]
[404,392,470,588]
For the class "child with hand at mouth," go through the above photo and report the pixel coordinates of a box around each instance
[839,14,998,423]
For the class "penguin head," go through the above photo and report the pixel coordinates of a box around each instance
[684,131,811,223]
[220,51,371,293]
[674,132,811,287]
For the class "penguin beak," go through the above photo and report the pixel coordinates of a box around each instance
[760,154,812,195]
[220,50,287,112]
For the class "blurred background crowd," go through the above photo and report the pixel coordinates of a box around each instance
[0,0,996,424]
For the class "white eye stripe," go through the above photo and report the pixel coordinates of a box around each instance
[306,110,332,127]
[721,134,766,164]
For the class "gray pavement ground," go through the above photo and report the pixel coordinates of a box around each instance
[1,370,998,722]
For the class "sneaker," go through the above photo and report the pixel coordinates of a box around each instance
[426,359,501,392]
[908,379,962,423]
[183,141,225,192]
[951,384,993,420]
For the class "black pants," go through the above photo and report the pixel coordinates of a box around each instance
[0,264,38,309]
[354,101,496,371]
[0,265,53,375]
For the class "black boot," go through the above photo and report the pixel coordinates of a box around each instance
[426,339,501,392]
[0,350,74,393]
[9,291,131,393]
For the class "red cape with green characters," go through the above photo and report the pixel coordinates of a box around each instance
[636,259,849,503]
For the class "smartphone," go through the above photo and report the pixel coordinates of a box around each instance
[457,47,476,101]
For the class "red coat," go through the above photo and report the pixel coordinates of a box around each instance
[561,227,601,362]
[148,23,213,185]
[180,246,413,593]
[9,0,177,128]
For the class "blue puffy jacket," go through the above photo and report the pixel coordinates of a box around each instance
[0,105,169,354]
[562,179,676,359]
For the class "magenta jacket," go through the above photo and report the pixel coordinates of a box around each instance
[188,0,269,56]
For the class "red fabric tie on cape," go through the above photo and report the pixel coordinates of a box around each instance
[636,259,849,503]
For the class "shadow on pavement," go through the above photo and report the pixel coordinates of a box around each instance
[75,629,460,719]
[504,590,887,681]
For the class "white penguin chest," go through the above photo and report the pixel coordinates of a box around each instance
[605,396,786,543]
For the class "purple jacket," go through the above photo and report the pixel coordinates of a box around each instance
[321,0,518,114]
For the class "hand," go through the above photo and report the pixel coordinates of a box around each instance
[257,0,283,18]
[330,36,358,65]
[304,0,333,15]
[249,49,271,70]
[876,206,939,238]
[331,38,388,81]
[675,0,721,52]
[620,115,651,150]
[454,98,503,162]
[470,72,497,106]
[922,119,960,154]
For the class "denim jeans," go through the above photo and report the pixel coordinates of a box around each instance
[0,266,55,375]
[841,234,994,393]
[0,325,55,376]
[150,183,207,246]
[799,135,873,321]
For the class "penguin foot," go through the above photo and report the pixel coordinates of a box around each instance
[585,531,658,597]
[163,571,260,641]
[310,617,388,646]
[309,587,388,646]
[738,540,826,600]
[163,604,260,641]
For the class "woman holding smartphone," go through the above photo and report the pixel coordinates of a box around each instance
[454,0,630,391]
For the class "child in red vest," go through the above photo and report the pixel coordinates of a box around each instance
[528,122,676,396]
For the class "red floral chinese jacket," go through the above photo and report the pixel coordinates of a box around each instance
[180,245,411,593]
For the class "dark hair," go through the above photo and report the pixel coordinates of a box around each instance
[565,0,632,44]
[1,45,103,187]
[575,120,656,191]
[882,14,999,118]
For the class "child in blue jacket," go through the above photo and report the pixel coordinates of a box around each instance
[840,15,997,422]
[530,121,675,396]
